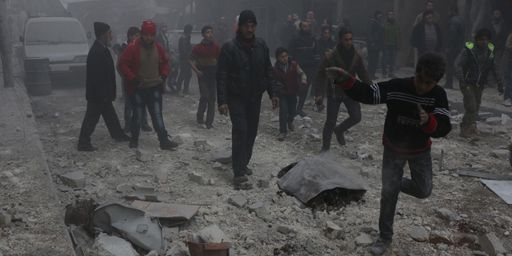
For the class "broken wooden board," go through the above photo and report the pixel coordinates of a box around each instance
[131,200,200,227]
[481,180,512,205]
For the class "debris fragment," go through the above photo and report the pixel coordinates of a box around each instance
[481,180,512,204]
[478,232,506,256]
[131,200,199,227]
[435,208,461,222]
[0,210,12,227]
[409,226,430,242]
[86,233,139,256]
[228,195,247,208]
[59,171,86,188]
[354,233,373,246]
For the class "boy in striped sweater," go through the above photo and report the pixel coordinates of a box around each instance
[327,53,451,255]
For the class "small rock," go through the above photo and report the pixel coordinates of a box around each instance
[116,183,134,193]
[172,136,184,146]
[277,225,295,235]
[248,201,264,212]
[135,149,151,162]
[228,195,247,208]
[188,172,206,185]
[0,211,11,227]
[490,149,509,160]
[162,227,180,242]
[212,162,224,170]
[197,225,228,243]
[59,171,86,188]
[145,251,158,256]
[53,112,60,118]
[212,150,232,164]
[354,233,373,246]
[479,232,506,255]
[256,179,270,188]
[435,208,461,222]
[165,242,188,256]
[486,117,502,125]
[207,178,215,185]
[194,140,211,151]
[325,221,342,232]
[409,226,430,242]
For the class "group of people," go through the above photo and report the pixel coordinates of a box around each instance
[74,4,511,255]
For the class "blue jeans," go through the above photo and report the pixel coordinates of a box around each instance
[279,94,297,133]
[379,147,433,241]
[130,86,168,142]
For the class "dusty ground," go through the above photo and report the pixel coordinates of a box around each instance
[25,72,512,256]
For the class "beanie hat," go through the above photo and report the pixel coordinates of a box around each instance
[94,22,110,38]
[141,20,157,36]
[238,10,257,26]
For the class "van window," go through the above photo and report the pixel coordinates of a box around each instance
[26,21,86,45]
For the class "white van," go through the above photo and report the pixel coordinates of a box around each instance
[23,17,89,86]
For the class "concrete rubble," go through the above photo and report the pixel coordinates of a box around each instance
[479,232,507,256]
[59,171,86,188]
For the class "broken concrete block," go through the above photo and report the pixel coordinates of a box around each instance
[197,225,228,243]
[212,162,224,171]
[211,150,232,164]
[87,233,140,256]
[325,221,342,233]
[116,183,134,193]
[0,210,11,227]
[248,201,264,212]
[354,233,373,246]
[409,226,430,242]
[435,208,461,222]
[228,195,247,208]
[479,232,506,256]
[188,172,206,185]
[59,171,86,188]
[277,225,295,235]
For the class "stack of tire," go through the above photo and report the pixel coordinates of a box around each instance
[24,58,52,96]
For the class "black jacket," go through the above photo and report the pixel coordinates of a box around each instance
[216,36,278,106]
[178,35,192,64]
[368,18,384,50]
[86,40,116,102]
[410,22,443,53]
[446,15,465,52]
[288,31,317,68]
[455,42,502,89]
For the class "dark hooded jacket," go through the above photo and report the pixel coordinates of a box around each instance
[85,40,116,102]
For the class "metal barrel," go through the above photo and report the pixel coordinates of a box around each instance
[24,58,52,96]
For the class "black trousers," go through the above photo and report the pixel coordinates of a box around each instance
[177,63,192,93]
[228,94,263,177]
[445,49,460,88]
[279,94,297,133]
[322,92,361,149]
[78,101,124,145]
[367,47,382,77]
[197,70,216,126]
[379,147,433,240]
[297,66,315,113]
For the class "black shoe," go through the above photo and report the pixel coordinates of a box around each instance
[129,139,138,149]
[77,143,96,152]
[320,146,330,153]
[141,124,152,132]
[114,134,130,142]
[197,119,204,125]
[369,238,391,256]
[206,124,213,129]
[233,176,253,190]
[244,167,253,176]
[334,129,346,146]
[160,138,179,150]
[287,122,295,132]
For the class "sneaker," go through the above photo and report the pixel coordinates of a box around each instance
[287,122,295,132]
[129,139,138,149]
[277,133,287,141]
[141,124,152,132]
[503,99,512,107]
[114,134,130,142]
[334,128,346,146]
[233,176,253,190]
[160,138,179,150]
[369,238,392,256]
[77,143,96,152]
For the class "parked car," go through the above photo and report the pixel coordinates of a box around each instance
[22,17,89,87]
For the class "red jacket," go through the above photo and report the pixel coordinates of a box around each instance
[117,38,170,95]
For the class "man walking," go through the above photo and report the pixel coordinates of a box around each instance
[77,22,129,151]
[456,28,503,138]
[367,11,384,80]
[288,21,317,117]
[328,53,451,255]
[118,20,178,150]
[177,24,193,95]
[410,10,442,56]
[382,10,400,78]
[315,29,370,151]
[217,10,279,190]
[190,25,220,129]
